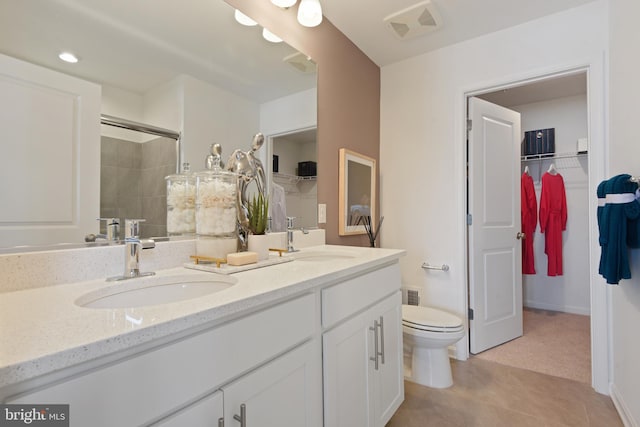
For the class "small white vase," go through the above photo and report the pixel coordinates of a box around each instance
[248,234,270,261]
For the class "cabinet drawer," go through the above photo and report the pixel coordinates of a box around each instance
[322,263,400,328]
[8,293,316,427]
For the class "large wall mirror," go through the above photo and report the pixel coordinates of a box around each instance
[0,0,317,250]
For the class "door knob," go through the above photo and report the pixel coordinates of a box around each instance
[516,232,526,240]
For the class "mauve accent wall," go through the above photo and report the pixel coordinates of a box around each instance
[226,0,380,246]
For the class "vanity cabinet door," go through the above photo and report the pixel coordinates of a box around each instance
[153,391,223,427]
[323,291,403,427]
[322,306,375,427]
[222,339,322,427]
[371,292,404,427]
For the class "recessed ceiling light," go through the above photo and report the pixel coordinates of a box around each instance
[58,52,79,63]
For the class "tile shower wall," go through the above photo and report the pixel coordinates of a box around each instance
[101,136,176,237]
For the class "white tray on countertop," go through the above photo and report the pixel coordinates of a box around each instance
[184,255,293,275]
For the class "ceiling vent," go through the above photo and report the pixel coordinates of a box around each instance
[384,0,441,40]
[283,51,317,74]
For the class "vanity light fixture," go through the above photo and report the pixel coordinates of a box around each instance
[262,28,283,43]
[234,9,258,26]
[271,0,297,7]
[58,52,79,63]
[297,0,323,27]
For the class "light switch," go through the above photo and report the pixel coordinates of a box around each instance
[318,203,326,224]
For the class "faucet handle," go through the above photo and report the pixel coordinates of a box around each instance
[286,216,296,229]
[124,219,146,239]
[96,218,120,240]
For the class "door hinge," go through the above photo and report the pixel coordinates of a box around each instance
[467,119,472,132]
[467,214,472,225]
[468,308,474,320]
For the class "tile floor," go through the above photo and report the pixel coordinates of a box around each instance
[387,357,623,427]
[474,308,591,383]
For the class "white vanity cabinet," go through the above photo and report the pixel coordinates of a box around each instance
[221,339,321,427]
[1,250,406,427]
[322,263,404,427]
[6,293,320,427]
[155,340,321,427]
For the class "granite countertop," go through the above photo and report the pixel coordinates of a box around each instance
[0,245,404,388]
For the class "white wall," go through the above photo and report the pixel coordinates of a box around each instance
[259,88,317,137]
[516,95,590,315]
[609,0,640,424]
[101,85,145,142]
[380,0,608,385]
[180,75,260,172]
[142,78,182,137]
[101,76,259,172]
[101,82,181,144]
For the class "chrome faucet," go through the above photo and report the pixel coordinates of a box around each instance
[107,219,155,282]
[287,217,298,253]
[85,218,120,242]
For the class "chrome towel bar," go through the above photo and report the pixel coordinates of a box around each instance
[421,262,449,271]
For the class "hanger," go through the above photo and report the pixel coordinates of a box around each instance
[547,163,557,175]
[524,165,530,175]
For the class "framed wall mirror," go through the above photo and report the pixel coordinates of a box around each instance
[339,149,376,236]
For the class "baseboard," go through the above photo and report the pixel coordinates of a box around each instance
[610,382,638,427]
[524,300,590,316]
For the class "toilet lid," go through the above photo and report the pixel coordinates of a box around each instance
[402,305,463,330]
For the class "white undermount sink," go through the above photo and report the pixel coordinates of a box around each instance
[76,274,237,309]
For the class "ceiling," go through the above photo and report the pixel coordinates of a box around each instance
[478,72,587,107]
[0,0,596,104]
[0,0,316,102]
[321,0,598,66]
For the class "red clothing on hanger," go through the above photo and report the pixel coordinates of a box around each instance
[539,171,568,276]
[521,172,537,274]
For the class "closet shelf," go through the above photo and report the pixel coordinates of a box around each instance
[521,152,588,162]
[273,172,317,183]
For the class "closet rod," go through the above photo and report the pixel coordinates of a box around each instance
[521,152,588,162]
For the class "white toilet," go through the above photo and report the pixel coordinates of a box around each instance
[402,304,465,388]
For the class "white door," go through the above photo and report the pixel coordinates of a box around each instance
[0,53,101,247]
[468,97,523,354]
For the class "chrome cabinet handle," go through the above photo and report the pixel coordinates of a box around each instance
[378,315,385,365]
[369,320,380,370]
[233,403,246,427]
[218,417,224,427]
[516,232,526,240]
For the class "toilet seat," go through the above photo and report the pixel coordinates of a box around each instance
[402,305,464,333]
